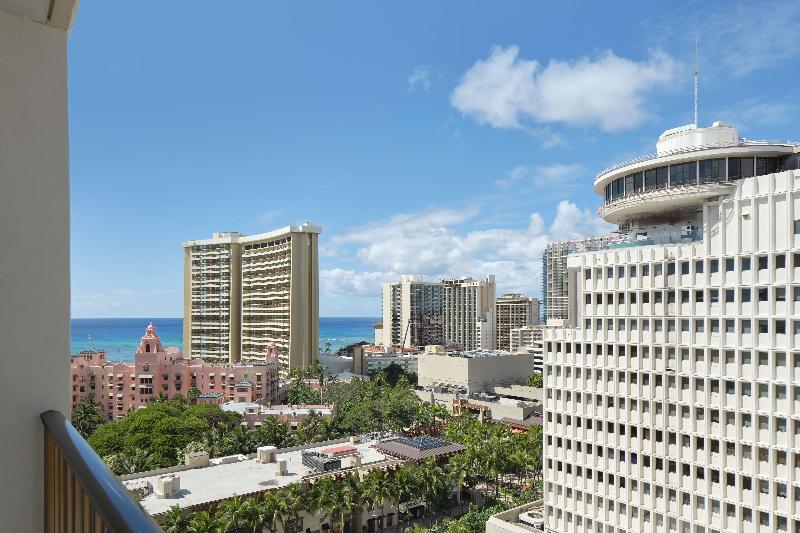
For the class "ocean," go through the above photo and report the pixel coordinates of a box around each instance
[70,317,378,361]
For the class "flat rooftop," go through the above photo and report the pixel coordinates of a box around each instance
[123,437,397,516]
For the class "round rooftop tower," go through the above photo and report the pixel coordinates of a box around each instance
[595,122,798,226]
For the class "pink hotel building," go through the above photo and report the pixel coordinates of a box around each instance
[71,323,280,420]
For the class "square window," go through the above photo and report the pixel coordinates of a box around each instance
[725,258,735,272]
[741,257,751,271]
[695,260,704,273]
[741,288,751,302]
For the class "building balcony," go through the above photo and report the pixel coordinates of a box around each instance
[598,182,733,225]
[41,410,160,533]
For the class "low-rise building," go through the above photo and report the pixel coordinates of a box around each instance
[417,346,534,394]
[70,323,280,420]
[122,434,465,528]
[352,344,420,375]
[222,402,333,429]
[508,324,544,353]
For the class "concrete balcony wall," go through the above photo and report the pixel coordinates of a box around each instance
[0,2,77,531]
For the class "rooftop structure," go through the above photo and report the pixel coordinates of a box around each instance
[595,122,799,226]
[373,436,465,462]
[183,223,321,374]
[486,499,545,533]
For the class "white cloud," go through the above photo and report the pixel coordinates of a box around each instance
[321,269,399,296]
[451,46,676,133]
[497,163,585,189]
[324,202,611,299]
[408,65,432,91]
[549,200,615,241]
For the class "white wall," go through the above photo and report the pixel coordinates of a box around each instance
[0,3,75,529]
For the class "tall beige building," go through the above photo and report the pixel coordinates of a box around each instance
[183,223,321,374]
[381,275,444,348]
[495,293,539,351]
[443,276,496,350]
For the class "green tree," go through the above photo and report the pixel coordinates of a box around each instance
[89,400,241,468]
[216,494,248,533]
[526,373,543,388]
[416,459,452,525]
[361,470,391,530]
[71,396,105,438]
[187,386,201,404]
[388,466,418,533]
[162,505,191,533]
[188,511,218,533]
[259,491,284,533]
[103,447,153,475]
[313,475,343,531]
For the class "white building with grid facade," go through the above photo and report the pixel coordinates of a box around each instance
[543,122,800,533]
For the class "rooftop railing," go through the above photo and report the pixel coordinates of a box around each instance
[595,138,799,181]
[42,410,162,533]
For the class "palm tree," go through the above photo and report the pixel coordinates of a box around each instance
[239,496,265,533]
[188,511,218,533]
[313,476,342,532]
[416,459,451,526]
[216,494,247,532]
[162,505,191,533]
[71,395,105,438]
[339,475,362,533]
[259,491,283,533]
[388,466,417,533]
[279,483,306,533]
[361,469,391,530]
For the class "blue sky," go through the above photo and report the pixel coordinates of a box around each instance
[69,0,800,318]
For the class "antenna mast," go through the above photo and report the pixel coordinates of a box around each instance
[693,36,699,127]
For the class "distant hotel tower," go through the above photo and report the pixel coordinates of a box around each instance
[543,122,800,532]
[182,223,321,375]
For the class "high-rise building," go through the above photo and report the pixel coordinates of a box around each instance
[443,276,497,350]
[183,223,321,374]
[542,236,617,322]
[182,232,242,361]
[496,293,539,351]
[543,121,800,532]
[381,275,444,347]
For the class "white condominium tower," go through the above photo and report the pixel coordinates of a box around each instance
[496,293,540,351]
[543,122,800,533]
[543,236,618,322]
[443,276,496,350]
[381,275,444,348]
[183,223,320,374]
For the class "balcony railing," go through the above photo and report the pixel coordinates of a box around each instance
[42,410,162,533]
